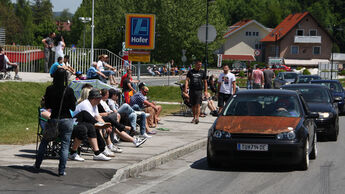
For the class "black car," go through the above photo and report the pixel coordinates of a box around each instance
[311,80,345,114]
[295,75,321,84]
[207,90,317,170]
[282,84,339,141]
[273,72,299,88]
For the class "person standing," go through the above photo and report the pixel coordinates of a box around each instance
[42,32,56,73]
[54,35,65,62]
[217,65,236,113]
[263,65,275,89]
[247,66,253,89]
[35,68,76,176]
[184,60,207,124]
[252,65,264,89]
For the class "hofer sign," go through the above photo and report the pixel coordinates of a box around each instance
[125,14,155,50]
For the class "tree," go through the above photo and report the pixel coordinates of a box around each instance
[0,0,21,44]
[14,0,35,45]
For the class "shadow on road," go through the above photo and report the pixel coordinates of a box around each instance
[190,157,295,173]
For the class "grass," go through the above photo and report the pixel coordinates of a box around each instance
[0,82,182,144]
[160,104,181,117]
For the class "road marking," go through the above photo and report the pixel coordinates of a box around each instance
[320,161,333,194]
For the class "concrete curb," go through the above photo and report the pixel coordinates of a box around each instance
[83,137,207,194]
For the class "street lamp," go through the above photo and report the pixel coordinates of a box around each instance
[78,17,91,49]
[330,25,343,80]
[205,0,216,75]
[91,0,95,66]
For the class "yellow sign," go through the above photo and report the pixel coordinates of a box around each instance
[128,53,151,62]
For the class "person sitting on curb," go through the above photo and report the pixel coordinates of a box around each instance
[96,55,117,85]
[86,62,107,83]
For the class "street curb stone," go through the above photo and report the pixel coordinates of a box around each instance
[82,138,207,194]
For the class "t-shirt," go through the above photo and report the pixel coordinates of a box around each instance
[44,86,76,119]
[107,99,119,111]
[130,92,146,109]
[74,99,99,117]
[49,62,62,76]
[100,100,112,113]
[43,37,54,49]
[86,66,99,78]
[252,69,263,84]
[187,69,206,91]
[122,78,131,92]
[263,69,275,85]
[218,72,236,94]
[97,60,105,71]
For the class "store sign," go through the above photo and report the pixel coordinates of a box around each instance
[125,14,155,50]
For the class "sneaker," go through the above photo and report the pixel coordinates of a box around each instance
[103,147,116,157]
[59,172,67,176]
[93,153,111,161]
[94,122,111,129]
[109,144,123,153]
[14,75,22,80]
[68,153,85,161]
[142,133,152,138]
[133,137,147,147]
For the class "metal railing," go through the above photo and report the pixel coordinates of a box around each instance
[2,45,135,76]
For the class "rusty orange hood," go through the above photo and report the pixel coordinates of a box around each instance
[215,116,301,134]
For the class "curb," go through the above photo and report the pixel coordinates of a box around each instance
[83,137,207,194]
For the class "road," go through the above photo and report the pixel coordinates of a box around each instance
[104,116,345,194]
[133,76,181,86]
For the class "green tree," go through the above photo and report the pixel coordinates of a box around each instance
[0,0,21,44]
[14,0,35,44]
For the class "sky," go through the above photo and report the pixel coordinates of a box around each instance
[11,0,83,13]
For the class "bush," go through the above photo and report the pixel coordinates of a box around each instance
[303,69,311,75]
[339,70,345,76]
[238,71,245,77]
[274,69,285,75]
[296,67,303,70]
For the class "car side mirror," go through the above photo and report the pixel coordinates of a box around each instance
[334,97,342,102]
[307,112,319,119]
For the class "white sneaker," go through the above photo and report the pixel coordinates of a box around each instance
[103,147,115,157]
[109,144,123,153]
[93,153,111,161]
[142,133,152,138]
[133,137,147,147]
[68,153,85,161]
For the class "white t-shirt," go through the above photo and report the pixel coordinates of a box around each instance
[2,55,10,68]
[97,60,105,71]
[54,41,64,61]
[74,99,99,117]
[100,100,112,113]
[218,72,236,94]
[107,99,119,111]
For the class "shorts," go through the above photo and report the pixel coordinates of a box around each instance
[189,90,202,106]
[218,93,232,108]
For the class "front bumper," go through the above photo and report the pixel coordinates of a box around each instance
[315,117,335,133]
[208,136,304,165]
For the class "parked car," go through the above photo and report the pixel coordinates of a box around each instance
[311,80,345,114]
[207,89,317,170]
[230,61,247,75]
[282,84,340,141]
[271,64,292,72]
[295,75,321,84]
[273,72,299,88]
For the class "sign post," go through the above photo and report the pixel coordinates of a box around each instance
[125,13,156,80]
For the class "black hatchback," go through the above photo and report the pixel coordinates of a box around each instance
[282,84,340,141]
[207,90,318,170]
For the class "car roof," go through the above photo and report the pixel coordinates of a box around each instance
[236,89,298,96]
[279,72,297,74]
[311,79,340,83]
[298,75,320,77]
[282,84,329,89]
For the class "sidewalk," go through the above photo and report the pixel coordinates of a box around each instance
[0,113,216,193]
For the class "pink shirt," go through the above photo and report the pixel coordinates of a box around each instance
[252,70,263,84]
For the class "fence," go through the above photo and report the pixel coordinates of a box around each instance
[2,45,135,76]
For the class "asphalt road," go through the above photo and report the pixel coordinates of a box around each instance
[133,76,181,86]
[107,116,345,194]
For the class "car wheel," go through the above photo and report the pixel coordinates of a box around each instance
[309,133,317,160]
[328,118,339,141]
[298,138,309,170]
[207,140,220,168]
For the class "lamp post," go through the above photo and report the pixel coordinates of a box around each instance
[204,0,216,75]
[330,25,343,80]
[91,0,95,66]
[78,17,91,49]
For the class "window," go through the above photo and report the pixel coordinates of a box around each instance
[309,29,317,36]
[296,29,304,36]
[246,31,250,36]
[313,46,321,55]
[248,32,252,36]
[255,43,262,49]
[255,32,259,36]
[291,45,299,54]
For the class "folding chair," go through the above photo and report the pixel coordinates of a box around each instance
[0,55,11,80]
[36,107,61,158]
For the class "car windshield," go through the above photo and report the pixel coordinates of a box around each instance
[297,77,312,83]
[318,82,343,92]
[285,87,331,103]
[223,94,301,117]
[284,73,297,79]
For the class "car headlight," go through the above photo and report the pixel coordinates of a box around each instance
[276,131,296,140]
[213,130,231,139]
[318,112,333,119]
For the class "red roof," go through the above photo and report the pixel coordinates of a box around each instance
[222,54,255,61]
[223,20,252,38]
[261,12,309,42]
[56,21,72,31]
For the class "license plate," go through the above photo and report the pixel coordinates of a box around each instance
[237,144,268,151]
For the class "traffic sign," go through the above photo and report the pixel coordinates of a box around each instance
[128,50,151,62]
[254,49,261,56]
[217,54,222,67]
[197,24,217,43]
[125,14,156,50]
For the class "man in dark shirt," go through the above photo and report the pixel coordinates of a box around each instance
[184,60,207,124]
[42,32,56,73]
[263,65,275,89]
[122,72,136,104]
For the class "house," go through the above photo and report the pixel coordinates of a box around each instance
[261,12,332,67]
[222,20,272,62]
